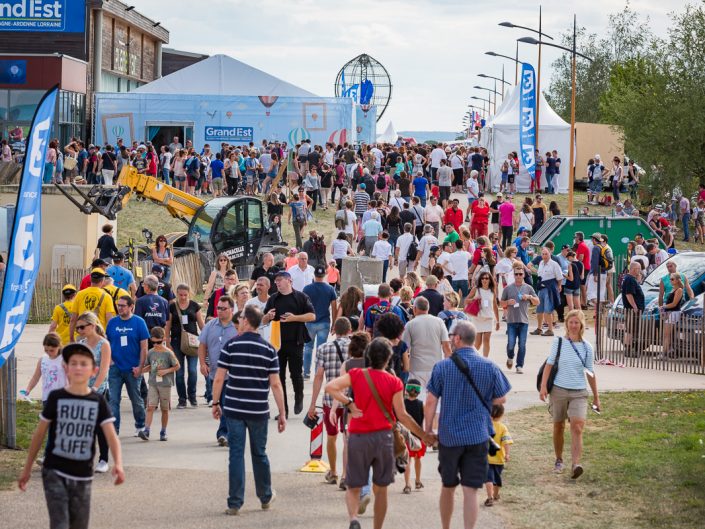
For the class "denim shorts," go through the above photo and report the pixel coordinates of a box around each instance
[537,288,554,313]
[487,463,504,486]
[564,287,580,296]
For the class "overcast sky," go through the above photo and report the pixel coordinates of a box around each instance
[128,0,685,133]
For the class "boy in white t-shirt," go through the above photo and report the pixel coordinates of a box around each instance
[372,231,394,282]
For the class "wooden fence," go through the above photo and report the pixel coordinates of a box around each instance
[138,251,204,294]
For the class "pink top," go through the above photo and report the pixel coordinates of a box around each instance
[498,202,515,227]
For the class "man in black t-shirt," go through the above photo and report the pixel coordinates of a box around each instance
[135,264,174,301]
[489,193,503,234]
[262,271,315,417]
[250,252,279,294]
[621,261,645,352]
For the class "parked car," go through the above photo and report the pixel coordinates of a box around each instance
[606,252,705,346]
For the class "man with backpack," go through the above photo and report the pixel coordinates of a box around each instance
[364,284,406,334]
[395,223,417,277]
[588,233,612,305]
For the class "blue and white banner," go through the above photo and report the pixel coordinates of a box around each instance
[519,63,537,181]
[204,126,253,142]
[0,86,57,368]
[0,0,86,33]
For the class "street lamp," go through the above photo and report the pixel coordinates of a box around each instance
[499,8,554,160]
[471,95,491,118]
[518,15,593,214]
[485,50,525,85]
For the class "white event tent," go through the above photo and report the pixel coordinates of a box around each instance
[377,121,398,143]
[481,85,571,193]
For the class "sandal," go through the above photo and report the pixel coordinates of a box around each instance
[484,498,494,507]
[338,478,347,491]
[403,485,412,494]
[415,481,424,490]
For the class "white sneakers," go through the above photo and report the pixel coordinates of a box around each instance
[95,460,109,473]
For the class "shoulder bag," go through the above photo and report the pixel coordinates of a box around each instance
[449,353,500,456]
[536,337,562,393]
[362,369,408,458]
[175,302,200,357]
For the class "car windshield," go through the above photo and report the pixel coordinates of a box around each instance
[191,198,236,241]
[643,254,705,289]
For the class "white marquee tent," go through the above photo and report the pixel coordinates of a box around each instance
[482,85,571,193]
[377,121,398,143]
[134,54,317,97]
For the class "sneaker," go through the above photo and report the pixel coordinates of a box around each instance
[207,400,213,407]
[189,399,198,408]
[516,366,523,374]
[95,460,109,473]
[543,330,554,336]
[571,464,584,479]
[530,328,543,335]
[218,436,228,447]
[554,458,564,473]
[134,428,145,438]
[349,521,362,529]
[506,358,513,369]
[224,507,239,516]
[358,494,371,515]
[177,402,187,409]
[160,431,168,442]
[36,457,44,466]
[324,470,338,485]
[138,429,150,441]
[261,489,276,510]
[339,478,347,491]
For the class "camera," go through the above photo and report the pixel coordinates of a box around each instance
[488,438,501,457]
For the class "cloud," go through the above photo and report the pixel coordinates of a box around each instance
[130,0,685,132]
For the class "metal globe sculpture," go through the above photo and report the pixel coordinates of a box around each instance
[334,53,392,122]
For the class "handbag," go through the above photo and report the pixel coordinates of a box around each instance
[362,369,408,458]
[536,337,562,393]
[175,302,200,357]
[63,157,78,170]
[449,353,501,457]
[465,297,481,316]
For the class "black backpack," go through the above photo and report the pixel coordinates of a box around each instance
[376,174,386,189]
[406,239,419,261]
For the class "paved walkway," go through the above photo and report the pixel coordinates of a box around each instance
[3,324,704,528]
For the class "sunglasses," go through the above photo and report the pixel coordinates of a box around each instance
[405,384,422,393]
[217,306,231,311]
[75,324,92,331]
[514,273,524,276]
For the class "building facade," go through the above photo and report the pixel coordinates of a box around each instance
[0,0,168,146]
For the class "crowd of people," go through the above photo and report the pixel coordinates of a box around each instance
[25,135,700,529]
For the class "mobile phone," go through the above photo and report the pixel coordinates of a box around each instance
[591,404,601,414]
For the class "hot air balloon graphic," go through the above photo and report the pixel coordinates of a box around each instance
[258,96,279,116]
[288,128,311,146]
[356,126,363,134]
[360,103,372,117]
[226,111,233,119]
[328,129,348,145]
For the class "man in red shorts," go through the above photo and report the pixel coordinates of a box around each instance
[306,317,353,485]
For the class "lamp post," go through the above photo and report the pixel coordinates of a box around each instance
[471,96,491,120]
[485,51,525,85]
[499,7,554,165]
[473,85,502,114]
[519,15,593,214]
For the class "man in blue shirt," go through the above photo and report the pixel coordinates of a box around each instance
[425,320,511,529]
[107,252,136,298]
[134,275,169,331]
[106,295,150,435]
[210,152,225,197]
[302,266,337,379]
[211,305,286,515]
[412,171,430,207]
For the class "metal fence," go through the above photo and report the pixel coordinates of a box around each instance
[595,304,705,375]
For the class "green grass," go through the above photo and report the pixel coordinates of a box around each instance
[0,400,43,490]
[497,391,705,529]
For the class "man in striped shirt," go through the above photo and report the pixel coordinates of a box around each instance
[211,305,287,516]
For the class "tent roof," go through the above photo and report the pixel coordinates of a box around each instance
[134,54,317,97]
[487,85,568,130]
[377,121,398,143]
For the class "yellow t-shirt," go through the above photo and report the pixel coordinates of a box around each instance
[488,420,513,466]
[72,286,113,329]
[51,300,74,345]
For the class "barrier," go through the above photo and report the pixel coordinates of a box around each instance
[299,411,330,473]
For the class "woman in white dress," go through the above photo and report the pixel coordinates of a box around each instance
[465,271,500,357]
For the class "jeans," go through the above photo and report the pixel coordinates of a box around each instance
[173,340,198,404]
[108,365,145,433]
[279,342,304,415]
[682,213,691,241]
[43,467,92,529]
[452,279,470,300]
[546,173,554,194]
[205,377,213,402]
[161,167,171,185]
[96,389,110,463]
[292,221,304,249]
[304,321,330,378]
[226,416,273,510]
[506,322,529,368]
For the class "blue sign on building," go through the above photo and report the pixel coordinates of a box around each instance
[204,126,254,143]
[0,59,26,84]
[0,0,86,33]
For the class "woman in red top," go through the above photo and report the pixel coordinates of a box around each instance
[326,338,433,529]
[470,195,491,239]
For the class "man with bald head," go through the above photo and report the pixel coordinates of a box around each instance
[287,251,314,291]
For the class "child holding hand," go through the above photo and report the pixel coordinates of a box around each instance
[485,403,513,506]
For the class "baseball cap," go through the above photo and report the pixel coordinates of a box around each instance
[496,192,503,197]
[62,284,77,294]
[359,183,366,189]
[91,258,108,268]
[114,251,125,261]
[61,343,95,364]
[314,265,326,277]
[90,268,107,277]
[561,244,571,251]
[274,271,292,280]
[517,226,528,234]
[591,232,602,241]
[151,263,164,273]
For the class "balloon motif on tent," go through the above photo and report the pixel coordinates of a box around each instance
[328,129,348,145]
[225,111,232,119]
[258,96,279,116]
[288,127,311,146]
[360,103,372,117]
[356,126,363,134]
